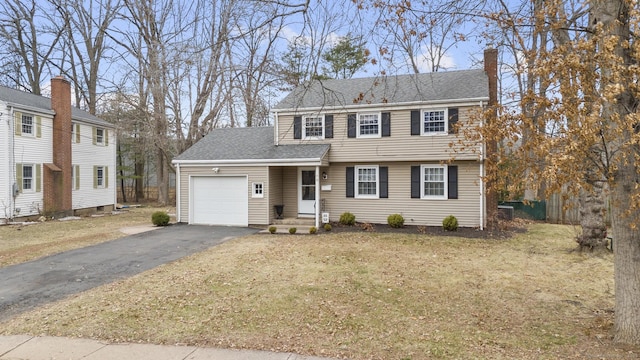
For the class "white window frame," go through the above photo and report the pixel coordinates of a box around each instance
[303,115,324,139]
[355,165,379,199]
[421,108,448,136]
[421,164,447,199]
[252,182,264,198]
[96,166,105,188]
[22,164,34,192]
[96,128,105,144]
[22,114,34,136]
[357,112,381,138]
[72,123,77,143]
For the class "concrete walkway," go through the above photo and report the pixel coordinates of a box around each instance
[0,335,338,360]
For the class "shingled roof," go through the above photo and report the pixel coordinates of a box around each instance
[0,85,114,128]
[173,126,330,162]
[273,69,489,111]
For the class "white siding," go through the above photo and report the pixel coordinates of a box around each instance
[72,123,116,210]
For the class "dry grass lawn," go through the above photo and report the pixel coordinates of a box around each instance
[1,223,637,359]
[0,207,172,267]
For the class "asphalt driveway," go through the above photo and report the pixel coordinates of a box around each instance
[0,224,258,322]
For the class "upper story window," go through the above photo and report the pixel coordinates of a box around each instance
[96,128,105,144]
[357,112,381,138]
[411,108,458,136]
[22,115,34,135]
[423,109,446,134]
[356,165,379,198]
[303,116,324,139]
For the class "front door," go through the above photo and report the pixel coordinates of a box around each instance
[298,168,316,217]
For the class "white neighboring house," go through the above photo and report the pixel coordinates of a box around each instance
[0,77,116,220]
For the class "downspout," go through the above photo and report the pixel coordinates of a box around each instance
[175,163,181,222]
[274,111,279,146]
[8,106,15,220]
[315,165,320,229]
[479,100,485,231]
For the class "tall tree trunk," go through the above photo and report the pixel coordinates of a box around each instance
[577,181,607,249]
[611,160,640,344]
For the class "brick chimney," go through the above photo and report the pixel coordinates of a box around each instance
[47,76,73,215]
[483,48,499,230]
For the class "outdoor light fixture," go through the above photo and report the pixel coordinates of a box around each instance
[212,167,219,173]
[322,171,328,180]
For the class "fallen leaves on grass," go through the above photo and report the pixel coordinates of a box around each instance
[1,224,635,359]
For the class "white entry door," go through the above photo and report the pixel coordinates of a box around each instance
[298,168,315,217]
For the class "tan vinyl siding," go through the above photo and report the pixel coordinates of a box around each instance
[268,167,283,223]
[281,167,298,217]
[277,106,482,161]
[320,161,482,227]
[178,165,269,225]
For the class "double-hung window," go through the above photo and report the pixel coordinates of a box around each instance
[358,112,380,138]
[422,109,446,134]
[96,128,105,144]
[303,116,324,139]
[422,165,446,199]
[356,165,379,198]
[22,165,34,191]
[96,166,105,187]
[22,114,34,135]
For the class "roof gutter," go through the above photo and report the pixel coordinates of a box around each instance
[271,97,490,114]
[6,102,55,116]
[172,157,325,166]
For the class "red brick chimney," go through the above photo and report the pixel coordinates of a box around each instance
[483,48,499,230]
[48,76,73,215]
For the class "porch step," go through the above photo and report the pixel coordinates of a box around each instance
[272,217,315,226]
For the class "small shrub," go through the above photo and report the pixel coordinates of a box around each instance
[323,223,332,231]
[309,226,317,234]
[268,226,277,234]
[387,214,405,228]
[339,212,356,226]
[289,227,297,234]
[442,215,458,231]
[151,211,170,226]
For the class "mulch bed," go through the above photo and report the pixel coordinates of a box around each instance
[323,219,529,239]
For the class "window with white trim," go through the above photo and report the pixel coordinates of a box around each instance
[421,165,447,199]
[422,109,447,134]
[22,114,34,135]
[96,166,105,187]
[22,164,34,191]
[357,112,380,137]
[356,165,379,198]
[96,128,105,144]
[303,116,324,139]
[252,182,264,198]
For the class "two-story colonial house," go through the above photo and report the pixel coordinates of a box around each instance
[0,77,116,220]
[173,49,498,229]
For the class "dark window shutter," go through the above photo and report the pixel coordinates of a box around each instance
[325,115,333,138]
[347,114,356,138]
[448,165,458,199]
[382,112,391,137]
[294,116,302,139]
[411,110,420,135]
[379,166,388,198]
[448,108,459,134]
[411,166,420,198]
[346,167,355,197]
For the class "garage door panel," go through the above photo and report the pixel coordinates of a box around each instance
[191,176,248,226]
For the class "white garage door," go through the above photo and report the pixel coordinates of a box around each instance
[191,176,248,226]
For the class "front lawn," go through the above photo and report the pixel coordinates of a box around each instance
[1,224,634,359]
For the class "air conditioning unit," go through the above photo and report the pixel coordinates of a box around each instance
[497,205,515,220]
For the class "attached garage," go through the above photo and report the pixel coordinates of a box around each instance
[190,176,248,226]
